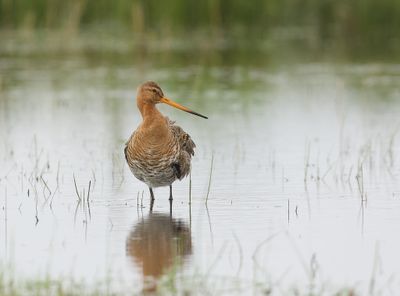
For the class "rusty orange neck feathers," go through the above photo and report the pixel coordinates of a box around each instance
[137,98,162,121]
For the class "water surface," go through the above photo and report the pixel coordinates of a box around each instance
[1,32,400,295]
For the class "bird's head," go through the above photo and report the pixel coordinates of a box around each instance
[138,81,165,104]
[137,81,208,119]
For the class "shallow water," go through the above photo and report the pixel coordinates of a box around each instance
[1,32,400,295]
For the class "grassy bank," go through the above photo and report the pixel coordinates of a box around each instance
[0,0,400,43]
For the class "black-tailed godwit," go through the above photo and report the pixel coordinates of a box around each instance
[124,81,207,207]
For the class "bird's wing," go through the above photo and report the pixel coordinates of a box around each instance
[167,118,196,156]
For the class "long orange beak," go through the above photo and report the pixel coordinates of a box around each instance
[160,97,208,119]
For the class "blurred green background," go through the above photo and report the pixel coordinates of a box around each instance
[1,0,400,53]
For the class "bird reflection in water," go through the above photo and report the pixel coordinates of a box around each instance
[126,212,192,293]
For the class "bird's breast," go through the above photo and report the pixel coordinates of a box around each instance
[126,144,179,188]
[126,130,178,170]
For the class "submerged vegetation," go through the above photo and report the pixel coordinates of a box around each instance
[0,263,360,296]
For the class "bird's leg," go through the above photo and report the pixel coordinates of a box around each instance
[169,185,173,215]
[149,187,155,212]
[149,187,155,201]
[169,185,173,201]
[150,198,154,212]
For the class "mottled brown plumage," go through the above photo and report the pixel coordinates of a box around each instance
[124,81,207,203]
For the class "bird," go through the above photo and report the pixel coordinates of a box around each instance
[124,81,207,207]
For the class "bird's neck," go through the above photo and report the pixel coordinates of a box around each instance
[139,102,161,121]
[138,103,169,141]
